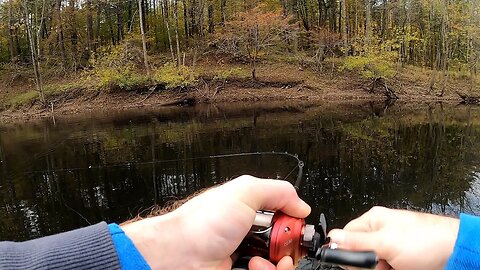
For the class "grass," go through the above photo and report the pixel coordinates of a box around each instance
[3,79,92,109]
[7,91,39,108]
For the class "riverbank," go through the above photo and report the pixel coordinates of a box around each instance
[0,58,475,122]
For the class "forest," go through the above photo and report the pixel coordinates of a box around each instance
[0,0,479,110]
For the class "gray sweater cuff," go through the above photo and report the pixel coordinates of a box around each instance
[0,222,121,270]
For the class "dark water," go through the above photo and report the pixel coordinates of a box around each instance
[1,101,480,247]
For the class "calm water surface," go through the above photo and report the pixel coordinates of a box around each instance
[1,101,480,250]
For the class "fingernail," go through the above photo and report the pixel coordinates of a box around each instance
[299,199,311,213]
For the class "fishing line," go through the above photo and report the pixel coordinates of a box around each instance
[25,151,305,184]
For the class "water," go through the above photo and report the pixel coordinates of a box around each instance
[1,101,480,248]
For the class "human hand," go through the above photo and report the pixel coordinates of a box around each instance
[327,206,460,270]
[121,175,311,270]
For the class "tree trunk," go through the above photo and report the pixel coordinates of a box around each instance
[138,0,150,74]
[36,0,46,58]
[220,0,226,26]
[68,0,78,68]
[173,0,181,66]
[208,4,214,33]
[116,0,124,42]
[183,0,189,38]
[23,0,45,104]
[365,0,371,48]
[162,1,175,61]
[340,0,347,52]
[7,1,16,61]
[108,8,116,45]
[439,0,449,96]
[86,0,94,53]
[55,0,67,68]
[127,0,133,32]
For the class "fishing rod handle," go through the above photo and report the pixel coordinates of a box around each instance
[316,247,378,269]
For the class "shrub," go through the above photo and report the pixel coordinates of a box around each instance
[342,51,398,79]
[154,63,197,89]
[96,67,151,91]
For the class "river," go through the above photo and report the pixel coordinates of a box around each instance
[1,101,479,266]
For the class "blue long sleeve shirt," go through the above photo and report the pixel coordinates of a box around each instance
[445,213,480,270]
[108,224,151,270]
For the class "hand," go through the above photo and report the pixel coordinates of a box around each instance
[121,175,311,270]
[327,206,460,270]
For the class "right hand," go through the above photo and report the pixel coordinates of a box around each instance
[327,206,460,270]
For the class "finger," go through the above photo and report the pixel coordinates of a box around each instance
[376,259,392,270]
[327,229,386,258]
[249,256,276,270]
[276,256,294,270]
[344,207,387,232]
[223,175,311,218]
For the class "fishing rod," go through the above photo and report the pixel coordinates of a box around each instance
[25,151,305,184]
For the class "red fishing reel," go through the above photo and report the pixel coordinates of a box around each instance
[233,211,378,269]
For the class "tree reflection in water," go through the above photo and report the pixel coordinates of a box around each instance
[1,102,480,242]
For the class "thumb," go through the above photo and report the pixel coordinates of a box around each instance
[328,229,386,257]
[249,257,276,270]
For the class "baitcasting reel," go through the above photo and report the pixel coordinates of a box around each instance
[233,211,378,269]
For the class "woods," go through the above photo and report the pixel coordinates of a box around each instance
[0,0,479,104]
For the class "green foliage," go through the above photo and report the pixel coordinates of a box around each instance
[342,52,398,79]
[96,67,151,91]
[91,37,145,70]
[7,91,39,108]
[153,63,197,89]
[213,67,249,81]
[92,39,151,91]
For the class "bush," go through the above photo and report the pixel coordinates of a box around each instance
[96,67,151,91]
[154,63,197,89]
[342,51,398,79]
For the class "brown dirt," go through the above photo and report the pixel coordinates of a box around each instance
[0,61,469,123]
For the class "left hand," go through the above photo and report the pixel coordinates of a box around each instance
[121,175,311,270]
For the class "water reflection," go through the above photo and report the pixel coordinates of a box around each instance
[1,101,480,243]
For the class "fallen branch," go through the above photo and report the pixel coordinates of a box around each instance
[160,97,196,106]
[456,92,480,104]
[138,85,159,104]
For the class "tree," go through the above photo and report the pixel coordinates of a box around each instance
[22,0,45,104]
[138,0,150,74]
[216,4,294,80]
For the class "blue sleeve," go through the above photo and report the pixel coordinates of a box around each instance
[446,213,480,270]
[108,223,151,270]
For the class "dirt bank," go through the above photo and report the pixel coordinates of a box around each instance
[0,61,467,122]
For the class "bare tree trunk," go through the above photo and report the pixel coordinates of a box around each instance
[365,0,371,48]
[138,0,150,74]
[54,0,67,68]
[116,0,124,42]
[86,0,94,54]
[95,0,101,50]
[127,0,133,32]
[23,0,45,104]
[173,0,181,66]
[207,3,214,33]
[68,0,78,69]
[162,1,175,61]
[340,0,347,52]
[220,0,226,26]
[7,1,16,61]
[183,0,189,38]
[439,0,449,96]
[36,0,46,58]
